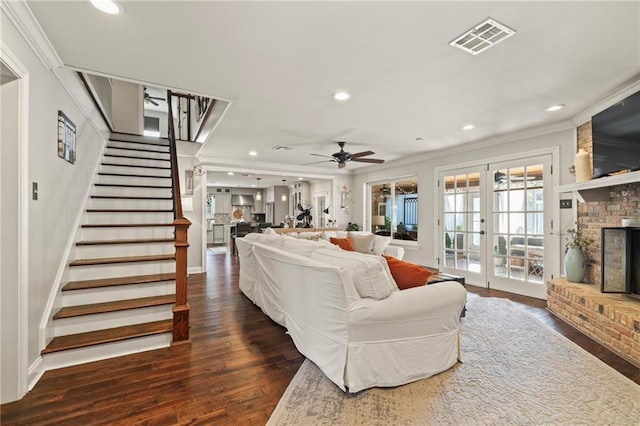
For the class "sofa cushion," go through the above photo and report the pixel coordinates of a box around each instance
[330,237,355,251]
[382,254,432,290]
[322,230,349,240]
[298,231,323,241]
[282,238,326,257]
[349,233,376,254]
[262,234,286,249]
[372,235,392,255]
[312,249,396,300]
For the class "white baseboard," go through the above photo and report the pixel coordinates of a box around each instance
[188,266,203,275]
[27,356,44,392]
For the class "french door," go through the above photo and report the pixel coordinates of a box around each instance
[439,155,552,299]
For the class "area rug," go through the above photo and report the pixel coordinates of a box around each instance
[268,297,640,425]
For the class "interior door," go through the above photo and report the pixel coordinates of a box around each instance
[439,155,552,299]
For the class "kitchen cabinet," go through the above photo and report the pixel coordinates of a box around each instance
[265,186,275,203]
[214,193,232,213]
[291,181,310,214]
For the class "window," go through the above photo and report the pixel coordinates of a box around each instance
[369,177,418,241]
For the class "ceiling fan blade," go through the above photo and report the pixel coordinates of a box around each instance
[350,150,375,158]
[338,162,346,169]
[353,158,385,164]
[147,99,159,106]
[301,159,333,166]
[150,96,166,101]
[309,153,334,158]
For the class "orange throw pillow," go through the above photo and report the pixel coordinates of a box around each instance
[383,254,432,290]
[330,237,355,251]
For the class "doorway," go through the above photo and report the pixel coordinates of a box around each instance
[1,57,26,403]
[439,154,552,299]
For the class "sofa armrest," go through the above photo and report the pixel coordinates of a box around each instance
[383,245,405,260]
[347,281,466,342]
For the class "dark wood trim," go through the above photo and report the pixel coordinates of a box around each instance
[104,153,171,162]
[101,162,171,170]
[77,72,114,133]
[76,238,174,246]
[53,295,175,319]
[69,254,174,267]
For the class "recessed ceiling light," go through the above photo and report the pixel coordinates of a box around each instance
[251,184,256,188]
[249,151,258,156]
[227,172,234,176]
[545,104,565,112]
[298,177,304,180]
[90,0,124,14]
[334,91,351,101]
[462,124,475,130]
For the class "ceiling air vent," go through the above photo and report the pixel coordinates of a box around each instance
[450,18,515,55]
[272,145,293,151]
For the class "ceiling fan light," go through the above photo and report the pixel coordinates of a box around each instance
[90,0,123,14]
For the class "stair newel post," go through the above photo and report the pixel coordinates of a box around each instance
[167,90,191,344]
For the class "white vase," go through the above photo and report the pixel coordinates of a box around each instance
[564,247,586,282]
[575,149,591,182]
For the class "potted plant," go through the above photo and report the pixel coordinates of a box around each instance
[564,223,593,283]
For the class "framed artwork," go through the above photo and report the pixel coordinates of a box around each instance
[185,169,194,195]
[57,110,76,164]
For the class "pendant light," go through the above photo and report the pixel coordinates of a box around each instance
[281,179,287,202]
[256,177,262,201]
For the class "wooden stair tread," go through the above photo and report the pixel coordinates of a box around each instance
[81,223,173,228]
[91,195,172,200]
[53,295,175,319]
[104,153,170,162]
[41,320,173,354]
[86,209,173,213]
[101,162,170,170]
[76,238,174,246]
[69,254,174,267]
[63,273,176,291]
[95,183,172,189]
[98,172,170,179]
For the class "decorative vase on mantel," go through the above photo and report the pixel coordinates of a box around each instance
[565,247,586,283]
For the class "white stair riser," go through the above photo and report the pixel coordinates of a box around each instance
[99,164,172,177]
[94,186,172,198]
[62,281,175,306]
[102,156,170,169]
[43,333,172,372]
[54,306,173,336]
[97,175,172,187]
[107,141,169,153]
[73,242,175,259]
[80,226,174,241]
[89,198,174,210]
[105,148,170,161]
[84,212,173,225]
[69,261,175,282]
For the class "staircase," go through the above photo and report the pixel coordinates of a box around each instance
[42,132,185,368]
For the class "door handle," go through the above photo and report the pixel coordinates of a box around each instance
[479,231,485,235]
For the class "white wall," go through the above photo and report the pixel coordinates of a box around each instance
[112,80,143,134]
[176,142,204,273]
[1,78,21,403]
[352,125,575,270]
[2,10,108,394]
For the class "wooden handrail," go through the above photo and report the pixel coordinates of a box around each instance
[166,90,191,344]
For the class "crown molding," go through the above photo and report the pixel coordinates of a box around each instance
[572,76,640,125]
[1,0,63,70]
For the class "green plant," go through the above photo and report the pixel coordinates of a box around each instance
[565,223,593,254]
[347,222,359,231]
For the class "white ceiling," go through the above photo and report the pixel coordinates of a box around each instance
[27,1,640,180]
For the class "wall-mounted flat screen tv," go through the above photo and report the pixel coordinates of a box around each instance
[591,90,640,178]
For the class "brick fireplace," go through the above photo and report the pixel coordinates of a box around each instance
[547,121,640,368]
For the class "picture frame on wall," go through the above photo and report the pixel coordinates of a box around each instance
[185,169,194,195]
[57,110,76,164]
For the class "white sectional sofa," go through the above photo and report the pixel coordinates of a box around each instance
[236,231,467,393]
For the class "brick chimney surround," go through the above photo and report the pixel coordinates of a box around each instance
[547,121,640,368]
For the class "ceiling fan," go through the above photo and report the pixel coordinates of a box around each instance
[304,142,385,169]
[143,87,166,106]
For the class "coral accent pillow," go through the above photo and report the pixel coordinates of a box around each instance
[382,254,432,290]
[330,237,355,251]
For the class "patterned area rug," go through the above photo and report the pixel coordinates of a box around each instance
[268,297,640,425]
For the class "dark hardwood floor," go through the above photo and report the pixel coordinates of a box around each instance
[2,248,638,425]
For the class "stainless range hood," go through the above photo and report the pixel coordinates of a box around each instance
[231,194,254,206]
